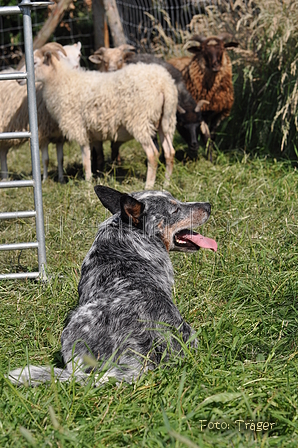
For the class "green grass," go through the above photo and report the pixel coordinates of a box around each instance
[0,140,297,447]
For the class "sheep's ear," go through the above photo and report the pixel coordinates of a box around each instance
[89,54,102,64]
[186,45,202,55]
[120,195,145,227]
[94,185,126,214]
[224,41,239,49]
[43,51,52,66]
[76,41,82,51]
[118,44,136,52]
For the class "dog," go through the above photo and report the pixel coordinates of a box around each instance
[9,186,217,386]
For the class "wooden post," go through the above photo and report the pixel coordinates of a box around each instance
[32,0,74,50]
[104,18,109,47]
[102,0,126,46]
[92,0,105,50]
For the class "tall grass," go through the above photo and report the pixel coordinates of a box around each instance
[0,140,297,446]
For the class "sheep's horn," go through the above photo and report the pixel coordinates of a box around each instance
[183,40,201,51]
[195,100,209,113]
[200,121,211,138]
[118,44,136,52]
[94,47,106,55]
[40,42,67,59]
[188,35,206,44]
[217,33,233,42]
[183,35,206,51]
[177,105,186,114]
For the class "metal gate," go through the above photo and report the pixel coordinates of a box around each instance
[0,1,51,280]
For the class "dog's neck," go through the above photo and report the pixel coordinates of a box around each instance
[78,216,175,307]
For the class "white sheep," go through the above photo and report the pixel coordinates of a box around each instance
[33,43,178,188]
[0,42,81,183]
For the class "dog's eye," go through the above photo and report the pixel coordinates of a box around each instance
[172,207,180,214]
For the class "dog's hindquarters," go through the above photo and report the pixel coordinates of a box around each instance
[60,290,197,384]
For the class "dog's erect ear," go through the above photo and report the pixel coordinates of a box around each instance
[94,186,126,214]
[120,195,145,226]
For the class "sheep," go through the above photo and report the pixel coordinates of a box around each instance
[89,44,135,72]
[124,53,210,157]
[88,44,136,173]
[89,50,208,168]
[60,42,82,70]
[168,34,238,161]
[33,43,178,189]
[0,42,82,182]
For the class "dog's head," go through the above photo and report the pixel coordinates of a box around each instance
[94,186,217,253]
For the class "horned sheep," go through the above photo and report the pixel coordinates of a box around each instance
[0,42,81,182]
[168,34,238,160]
[89,44,135,72]
[33,43,178,189]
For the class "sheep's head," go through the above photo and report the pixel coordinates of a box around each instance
[89,44,135,72]
[61,42,82,70]
[34,42,67,82]
[176,100,209,154]
[186,34,238,72]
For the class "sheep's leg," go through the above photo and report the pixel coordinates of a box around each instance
[41,144,49,182]
[111,141,122,165]
[200,121,213,162]
[56,142,64,183]
[80,144,92,181]
[0,148,9,180]
[159,130,175,188]
[207,140,213,163]
[142,140,159,190]
[91,141,104,175]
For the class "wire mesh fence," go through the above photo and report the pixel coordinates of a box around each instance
[0,0,240,68]
[0,0,94,68]
[116,0,213,52]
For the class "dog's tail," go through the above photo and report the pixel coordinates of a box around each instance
[8,365,88,386]
[8,364,118,387]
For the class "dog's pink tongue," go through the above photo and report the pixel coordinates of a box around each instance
[181,232,218,252]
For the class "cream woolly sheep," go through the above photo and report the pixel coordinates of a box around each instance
[89,50,208,166]
[0,42,81,182]
[88,44,136,171]
[33,44,178,189]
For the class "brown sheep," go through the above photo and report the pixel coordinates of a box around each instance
[89,44,135,72]
[168,34,238,161]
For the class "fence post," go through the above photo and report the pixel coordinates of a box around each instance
[0,1,52,280]
[103,0,126,46]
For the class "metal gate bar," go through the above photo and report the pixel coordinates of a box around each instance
[0,1,52,281]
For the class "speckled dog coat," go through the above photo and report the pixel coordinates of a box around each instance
[9,186,217,386]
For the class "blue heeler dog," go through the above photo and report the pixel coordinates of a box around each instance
[9,186,217,386]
